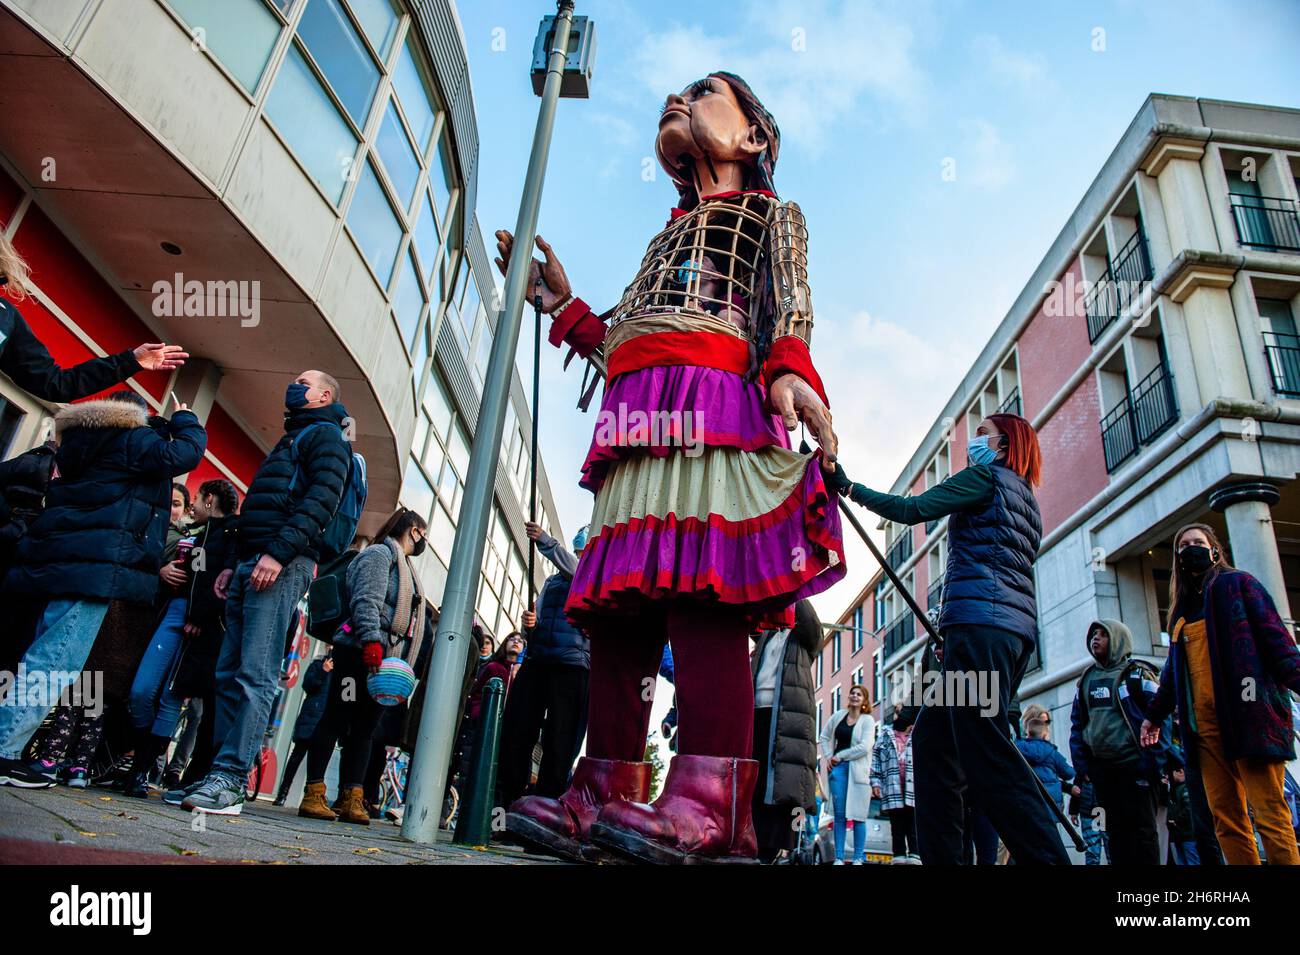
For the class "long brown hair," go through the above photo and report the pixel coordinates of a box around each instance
[1167,522,1233,628]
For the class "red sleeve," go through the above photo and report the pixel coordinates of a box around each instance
[548,296,607,358]
[762,336,829,409]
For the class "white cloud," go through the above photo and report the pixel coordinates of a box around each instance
[956,118,1016,189]
[969,33,1055,95]
[625,0,930,156]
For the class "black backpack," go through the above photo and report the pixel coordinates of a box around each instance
[305,550,359,642]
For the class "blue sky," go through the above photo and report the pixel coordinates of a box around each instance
[456,0,1300,624]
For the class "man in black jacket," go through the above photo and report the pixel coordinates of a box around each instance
[179,371,351,815]
[0,390,205,788]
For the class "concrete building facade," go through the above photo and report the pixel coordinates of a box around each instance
[821,95,1300,735]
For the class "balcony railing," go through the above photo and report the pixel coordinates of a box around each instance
[884,529,913,571]
[924,516,944,535]
[1230,193,1300,253]
[1264,331,1300,397]
[927,579,943,611]
[1084,229,1154,343]
[1100,363,1178,473]
[883,612,915,657]
[997,387,1022,417]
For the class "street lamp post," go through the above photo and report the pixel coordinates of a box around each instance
[401,1,592,845]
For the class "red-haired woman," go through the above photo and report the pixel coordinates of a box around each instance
[827,412,1069,864]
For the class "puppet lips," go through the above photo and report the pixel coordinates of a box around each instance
[659,104,690,125]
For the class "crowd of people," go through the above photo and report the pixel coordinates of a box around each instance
[1,192,1298,867]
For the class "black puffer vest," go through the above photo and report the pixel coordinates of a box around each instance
[938,463,1041,642]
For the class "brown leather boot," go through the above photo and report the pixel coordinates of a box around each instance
[505,758,650,863]
[590,755,759,865]
[297,781,336,821]
[336,784,370,825]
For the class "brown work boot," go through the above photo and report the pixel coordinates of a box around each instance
[335,784,370,826]
[297,781,337,821]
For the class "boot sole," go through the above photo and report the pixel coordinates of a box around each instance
[505,812,585,863]
[0,775,55,789]
[589,822,759,866]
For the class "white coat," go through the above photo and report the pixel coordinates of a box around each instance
[818,708,876,822]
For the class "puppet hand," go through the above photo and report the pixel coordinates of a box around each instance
[771,373,837,462]
[494,231,571,312]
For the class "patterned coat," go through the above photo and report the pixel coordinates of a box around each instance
[1150,569,1300,763]
[869,724,914,811]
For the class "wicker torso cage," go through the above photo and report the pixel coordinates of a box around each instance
[601,192,814,367]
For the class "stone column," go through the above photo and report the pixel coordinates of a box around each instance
[1209,481,1291,620]
[165,357,221,485]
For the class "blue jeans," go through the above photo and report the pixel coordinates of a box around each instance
[209,556,314,776]
[0,599,109,759]
[829,762,866,862]
[128,598,187,737]
[1171,839,1201,865]
[1080,810,1110,865]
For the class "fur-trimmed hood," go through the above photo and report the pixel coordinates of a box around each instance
[54,398,151,480]
[54,398,148,437]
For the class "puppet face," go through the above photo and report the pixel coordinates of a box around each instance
[655,75,766,186]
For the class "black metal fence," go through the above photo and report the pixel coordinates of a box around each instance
[883,612,915,657]
[1085,230,1154,343]
[998,387,1022,416]
[885,529,913,571]
[1230,194,1300,253]
[1101,363,1178,473]
[1264,331,1300,396]
[927,579,943,611]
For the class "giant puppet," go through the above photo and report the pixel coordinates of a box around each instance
[495,72,844,864]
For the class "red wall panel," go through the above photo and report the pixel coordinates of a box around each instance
[1018,257,1093,422]
[1035,374,1107,536]
[12,205,169,399]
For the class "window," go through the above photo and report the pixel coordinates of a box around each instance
[815,650,823,688]
[392,35,438,151]
[422,373,453,440]
[430,501,456,566]
[852,606,864,653]
[816,702,823,735]
[265,43,357,202]
[169,0,281,92]
[413,190,442,282]
[376,99,422,212]
[429,128,455,221]
[348,0,398,60]
[832,633,841,673]
[347,160,402,284]
[873,650,883,708]
[297,0,380,127]
[399,454,434,522]
[852,665,864,689]
[831,685,842,713]
[391,248,424,349]
[874,581,888,630]
[472,320,494,386]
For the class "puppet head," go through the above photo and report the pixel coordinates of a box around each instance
[655,72,780,208]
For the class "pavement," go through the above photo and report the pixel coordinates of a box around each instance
[0,783,562,865]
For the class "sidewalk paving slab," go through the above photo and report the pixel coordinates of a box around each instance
[0,784,562,865]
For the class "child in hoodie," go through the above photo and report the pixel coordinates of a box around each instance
[1069,619,1180,865]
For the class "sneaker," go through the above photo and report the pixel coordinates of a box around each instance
[122,771,151,799]
[63,767,90,789]
[182,773,245,816]
[0,756,57,788]
[832,859,846,866]
[161,770,182,791]
[93,754,133,789]
[163,779,207,807]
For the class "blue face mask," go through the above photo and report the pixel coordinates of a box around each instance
[285,382,312,409]
[967,435,1000,467]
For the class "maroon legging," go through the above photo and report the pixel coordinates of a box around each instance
[586,601,754,761]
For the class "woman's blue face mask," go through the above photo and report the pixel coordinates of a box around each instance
[967,435,1000,466]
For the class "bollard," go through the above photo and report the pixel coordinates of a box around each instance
[453,677,505,846]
